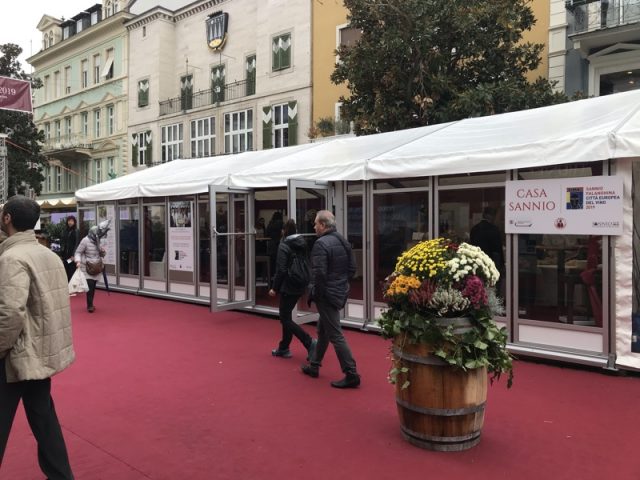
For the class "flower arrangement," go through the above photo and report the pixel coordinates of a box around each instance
[379,238,513,387]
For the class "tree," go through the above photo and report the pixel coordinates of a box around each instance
[332,0,569,135]
[0,43,46,195]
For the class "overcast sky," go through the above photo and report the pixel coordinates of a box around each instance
[0,0,90,73]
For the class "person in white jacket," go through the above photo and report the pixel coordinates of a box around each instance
[0,195,75,479]
[74,223,108,313]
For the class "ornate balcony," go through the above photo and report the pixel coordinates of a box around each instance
[159,79,254,116]
[42,134,95,162]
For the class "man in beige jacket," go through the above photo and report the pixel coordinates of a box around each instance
[0,195,75,479]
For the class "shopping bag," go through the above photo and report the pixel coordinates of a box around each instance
[69,268,90,294]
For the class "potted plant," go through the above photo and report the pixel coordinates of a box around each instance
[379,238,513,451]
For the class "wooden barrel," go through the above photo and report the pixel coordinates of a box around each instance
[393,320,488,452]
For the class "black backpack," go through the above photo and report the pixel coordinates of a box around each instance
[287,251,311,289]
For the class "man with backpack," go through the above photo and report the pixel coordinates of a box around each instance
[301,210,360,389]
[269,219,317,360]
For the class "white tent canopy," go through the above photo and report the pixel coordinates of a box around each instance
[76,90,640,202]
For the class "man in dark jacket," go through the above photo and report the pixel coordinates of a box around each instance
[301,210,360,388]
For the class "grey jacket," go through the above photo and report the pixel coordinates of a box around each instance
[309,228,356,309]
[75,235,103,281]
[0,231,75,382]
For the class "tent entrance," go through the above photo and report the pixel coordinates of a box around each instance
[209,186,256,312]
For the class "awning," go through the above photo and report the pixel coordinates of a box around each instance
[37,197,76,208]
[101,56,114,78]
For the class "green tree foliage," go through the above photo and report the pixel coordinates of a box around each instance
[332,0,569,135]
[0,43,46,195]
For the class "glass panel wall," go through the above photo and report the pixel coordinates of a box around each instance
[143,204,166,282]
[198,196,210,291]
[373,184,429,303]
[346,186,364,302]
[119,203,139,276]
[78,206,96,239]
[516,163,604,328]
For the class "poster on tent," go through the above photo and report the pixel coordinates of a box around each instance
[505,176,623,235]
[97,204,116,265]
[169,201,194,272]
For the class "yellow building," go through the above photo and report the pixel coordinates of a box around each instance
[312,0,551,133]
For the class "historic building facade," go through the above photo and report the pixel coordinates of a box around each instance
[125,0,312,168]
[550,0,640,96]
[28,2,133,218]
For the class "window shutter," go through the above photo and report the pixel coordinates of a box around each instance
[288,101,298,146]
[281,34,291,69]
[145,130,153,166]
[130,133,138,167]
[262,106,272,149]
[272,37,279,71]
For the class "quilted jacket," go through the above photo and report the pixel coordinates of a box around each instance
[75,235,103,281]
[0,230,75,382]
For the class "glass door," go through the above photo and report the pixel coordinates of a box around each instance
[287,179,330,323]
[209,185,255,312]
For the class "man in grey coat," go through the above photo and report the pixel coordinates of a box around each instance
[0,196,75,479]
[301,210,361,388]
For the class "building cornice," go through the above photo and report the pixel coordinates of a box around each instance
[126,0,226,30]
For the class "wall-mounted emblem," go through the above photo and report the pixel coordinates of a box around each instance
[206,11,229,51]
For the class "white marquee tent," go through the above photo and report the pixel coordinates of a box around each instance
[76,89,640,202]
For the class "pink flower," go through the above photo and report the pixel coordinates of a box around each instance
[461,275,487,309]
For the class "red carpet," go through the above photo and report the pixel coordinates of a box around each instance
[2,292,639,479]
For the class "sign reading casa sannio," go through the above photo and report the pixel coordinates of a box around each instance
[0,76,33,114]
[505,176,624,235]
[206,11,229,51]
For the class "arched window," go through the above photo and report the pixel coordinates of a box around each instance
[43,34,48,49]
[106,1,112,17]
[49,31,55,46]
[113,1,119,14]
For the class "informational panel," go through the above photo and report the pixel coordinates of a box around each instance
[169,201,194,271]
[505,176,623,235]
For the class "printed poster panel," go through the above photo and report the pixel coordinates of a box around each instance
[0,76,33,113]
[97,205,116,265]
[505,176,623,235]
[169,201,194,272]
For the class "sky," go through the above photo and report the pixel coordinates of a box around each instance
[0,0,91,73]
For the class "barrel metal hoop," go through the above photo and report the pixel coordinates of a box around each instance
[396,397,486,416]
[392,346,449,366]
[400,424,480,443]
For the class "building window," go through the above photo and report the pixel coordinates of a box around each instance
[95,159,102,184]
[66,168,73,191]
[63,25,71,40]
[103,48,114,80]
[106,1,113,17]
[263,101,297,149]
[54,120,61,141]
[246,55,256,96]
[94,109,101,138]
[54,71,60,98]
[272,33,291,71]
[93,54,101,84]
[81,60,88,88]
[56,166,62,191]
[138,79,149,107]
[91,10,99,25]
[191,117,215,158]
[81,112,88,137]
[113,1,119,14]
[338,25,361,49]
[46,166,52,192]
[64,66,71,95]
[44,123,51,141]
[210,66,225,104]
[44,75,50,101]
[143,26,146,37]
[76,19,84,34]
[180,75,193,110]
[272,104,288,148]
[107,104,114,135]
[161,123,183,163]
[108,156,115,179]
[137,131,149,166]
[224,109,253,153]
[64,117,72,141]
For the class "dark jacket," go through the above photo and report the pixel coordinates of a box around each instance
[309,228,356,309]
[272,234,308,295]
[469,220,504,269]
[61,228,78,260]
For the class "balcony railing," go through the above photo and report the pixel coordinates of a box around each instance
[567,0,640,34]
[159,79,255,116]
[43,134,95,152]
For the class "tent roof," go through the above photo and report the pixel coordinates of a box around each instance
[75,89,640,202]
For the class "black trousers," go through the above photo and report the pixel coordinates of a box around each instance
[0,359,74,480]
[278,293,312,351]
[86,279,97,309]
[310,300,358,375]
[63,260,76,283]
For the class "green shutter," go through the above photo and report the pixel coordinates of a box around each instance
[272,37,279,70]
[262,106,272,150]
[145,131,153,166]
[288,101,298,146]
[281,34,291,69]
[131,133,138,167]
